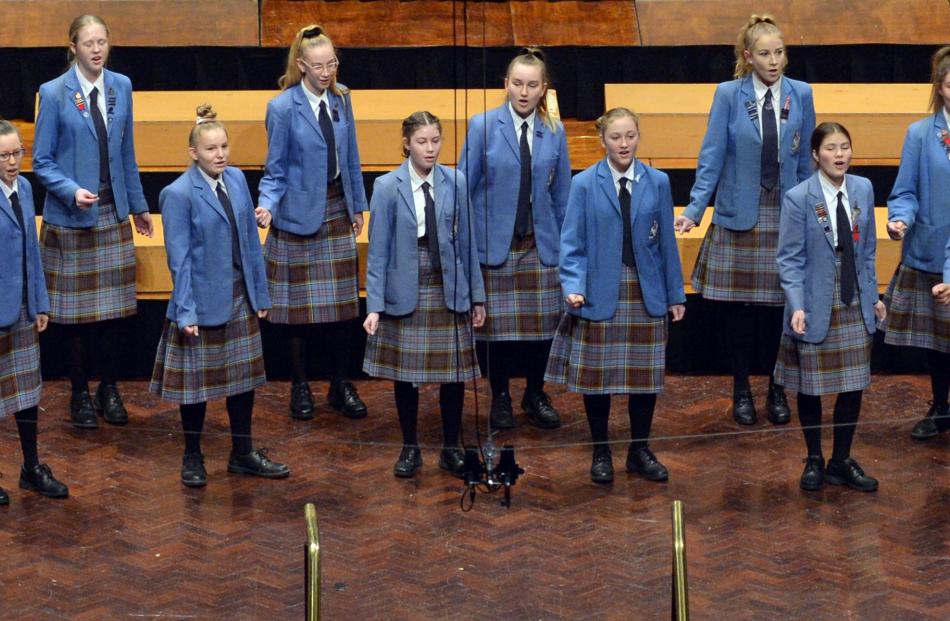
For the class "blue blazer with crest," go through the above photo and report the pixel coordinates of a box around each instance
[888,113,950,274]
[258,83,368,235]
[777,173,878,343]
[559,159,686,321]
[365,162,485,316]
[0,179,50,327]
[683,76,815,231]
[160,166,271,328]
[457,103,572,267]
[33,68,147,227]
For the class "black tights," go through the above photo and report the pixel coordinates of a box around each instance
[14,406,39,468]
[720,302,783,391]
[486,340,552,397]
[393,381,464,448]
[582,393,658,451]
[179,390,255,456]
[284,322,354,385]
[796,390,862,461]
[927,350,950,409]
[61,319,125,392]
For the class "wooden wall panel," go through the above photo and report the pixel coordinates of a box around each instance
[0,0,259,47]
[261,0,637,48]
[636,0,950,46]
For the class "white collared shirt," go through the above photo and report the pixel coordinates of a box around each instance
[508,103,536,155]
[751,73,782,143]
[408,162,435,238]
[301,82,340,179]
[943,106,950,131]
[818,170,852,246]
[0,177,18,201]
[74,65,108,128]
[606,158,635,197]
[197,166,228,199]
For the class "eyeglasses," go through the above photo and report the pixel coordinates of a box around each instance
[0,149,25,161]
[299,58,339,74]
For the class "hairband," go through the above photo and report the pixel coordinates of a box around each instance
[519,47,544,61]
[195,117,215,125]
[302,26,323,39]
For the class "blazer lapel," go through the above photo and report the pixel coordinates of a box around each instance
[434,166,453,224]
[191,167,228,223]
[497,107,520,160]
[64,70,98,141]
[808,175,836,252]
[844,175,868,252]
[292,85,323,141]
[328,91,345,151]
[740,76,761,138]
[103,71,116,136]
[629,161,650,225]
[0,190,18,226]
[597,160,622,216]
[394,162,416,223]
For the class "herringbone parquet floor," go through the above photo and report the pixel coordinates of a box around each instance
[1,375,947,620]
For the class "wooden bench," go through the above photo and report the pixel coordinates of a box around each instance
[603,83,933,169]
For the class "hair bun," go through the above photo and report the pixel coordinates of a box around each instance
[748,14,777,27]
[195,103,217,125]
[520,46,545,62]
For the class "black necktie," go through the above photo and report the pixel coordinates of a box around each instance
[318,101,338,183]
[89,87,110,187]
[216,182,243,273]
[9,191,28,293]
[836,191,856,306]
[514,121,532,239]
[619,178,635,267]
[760,89,778,191]
[421,181,441,272]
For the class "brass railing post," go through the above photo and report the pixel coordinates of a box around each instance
[305,503,321,621]
[671,500,689,621]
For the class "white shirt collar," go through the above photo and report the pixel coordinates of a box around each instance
[0,177,18,199]
[197,165,226,195]
[508,103,536,135]
[943,106,950,130]
[301,81,329,111]
[751,73,782,105]
[606,158,635,190]
[408,162,435,193]
[74,64,105,101]
[818,170,848,204]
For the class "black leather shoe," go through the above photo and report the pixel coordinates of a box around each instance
[490,391,516,430]
[227,449,290,479]
[95,383,129,425]
[393,446,422,478]
[181,453,207,488]
[732,388,757,425]
[438,447,466,478]
[70,389,98,429]
[289,382,315,420]
[625,445,669,482]
[910,403,950,440]
[0,485,8,505]
[766,383,791,425]
[799,455,825,491]
[327,381,368,419]
[590,446,614,484]
[825,458,878,492]
[19,464,69,498]
[522,390,562,429]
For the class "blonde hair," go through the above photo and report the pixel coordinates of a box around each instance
[506,47,558,132]
[401,111,441,158]
[278,24,346,98]
[595,107,640,136]
[67,15,109,65]
[733,14,785,79]
[929,46,950,114]
[189,104,226,148]
[0,119,21,139]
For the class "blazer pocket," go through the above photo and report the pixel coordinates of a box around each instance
[907,222,950,266]
[283,187,310,225]
[384,268,401,305]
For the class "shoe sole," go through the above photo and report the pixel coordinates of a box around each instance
[18,481,69,498]
[767,413,791,425]
[733,415,757,426]
[181,479,207,488]
[438,460,465,479]
[227,466,291,479]
[800,480,823,491]
[626,463,669,482]
[524,411,561,430]
[910,429,939,440]
[289,408,315,421]
[71,418,99,430]
[393,464,421,478]
[825,474,878,492]
[591,473,614,484]
[328,402,368,419]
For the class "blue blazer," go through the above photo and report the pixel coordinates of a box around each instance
[458,104,572,267]
[366,162,485,316]
[683,76,815,231]
[777,173,878,343]
[559,160,686,321]
[33,68,147,227]
[160,166,271,327]
[888,113,950,274]
[0,179,50,327]
[258,83,368,235]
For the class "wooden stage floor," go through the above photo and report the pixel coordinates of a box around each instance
[1,375,948,620]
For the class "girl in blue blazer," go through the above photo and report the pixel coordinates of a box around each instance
[883,46,950,441]
[458,47,572,431]
[0,121,68,504]
[33,15,153,429]
[151,106,289,488]
[257,24,370,421]
[546,108,686,484]
[363,112,486,479]
[774,123,885,493]
[675,15,815,426]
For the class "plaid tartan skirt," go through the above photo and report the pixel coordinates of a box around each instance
[882,264,950,353]
[477,234,562,341]
[545,264,668,395]
[0,307,41,418]
[40,205,137,324]
[691,186,784,305]
[774,260,873,396]
[363,244,479,384]
[264,187,359,325]
[150,278,266,404]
